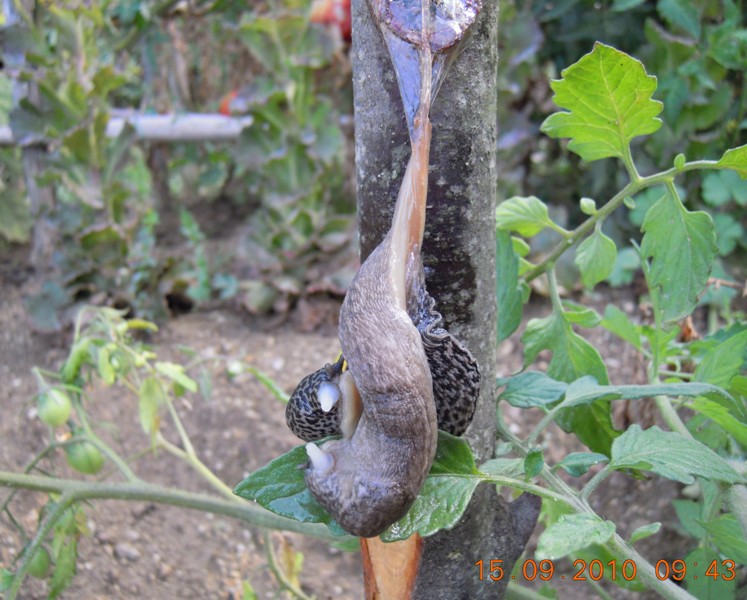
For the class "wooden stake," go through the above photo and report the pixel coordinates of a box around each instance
[361,535,423,599]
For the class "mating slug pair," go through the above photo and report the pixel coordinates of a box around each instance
[284,0,482,538]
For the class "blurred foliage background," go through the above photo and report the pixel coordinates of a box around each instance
[1,0,745,329]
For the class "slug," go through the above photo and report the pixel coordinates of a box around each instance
[290,0,481,538]
[285,278,480,440]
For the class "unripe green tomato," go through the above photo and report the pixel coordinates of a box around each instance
[27,546,51,579]
[37,389,72,427]
[65,441,104,475]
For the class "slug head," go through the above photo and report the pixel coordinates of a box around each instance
[305,432,418,537]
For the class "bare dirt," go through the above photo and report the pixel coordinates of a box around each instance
[1,250,694,600]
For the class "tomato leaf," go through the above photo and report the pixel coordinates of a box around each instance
[556,452,609,477]
[541,43,663,162]
[536,514,616,560]
[521,310,616,455]
[716,144,747,178]
[496,230,529,342]
[497,371,568,409]
[495,196,552,237]
[609,425,743,484]
[155,361,198,393]
[640,187,717,323]
[575,228,617,289]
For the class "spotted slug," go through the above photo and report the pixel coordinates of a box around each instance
[289,0,482,538]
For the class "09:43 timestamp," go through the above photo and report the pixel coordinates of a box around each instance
[475,558,739,582]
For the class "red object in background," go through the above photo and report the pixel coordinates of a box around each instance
[218,90,239,116]
[219,0,351,116]
[310,0,351,42]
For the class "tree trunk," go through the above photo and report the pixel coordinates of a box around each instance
[351,1,540,597]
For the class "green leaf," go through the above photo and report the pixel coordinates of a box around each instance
[555,452,609,477]
[521,310,615,454]
[24,281,69,332]
[233,442,347,536]
[561,301,601,328]
[381,474,479,542]
[428,431,479,475]
[496,230,528,341]
[92,66,127,99]
[702,170,747,207]
[561,377,733,408]
[713,214,744,256]
[609,425,743,484]
[497,371,567,409]
[673,499,706,539]
[629,522,661,543]
[97,346,115,386]
[495,196,551,237]
[48,538,77,600]
[524,448,544,479]
[242,580,259,600]
[640,188,717,323]
[717,144,747,178]
[536,514,616,560]
[689,398,747,448]
[155,361,197,393]
[0,178,32,243]
[694,330,747,389]
[600,305,641,350]
[138,377,165,436]
[246,365,290,404]
[236,432,479,542]
[522,313,608,384]
[540,43,663,162]
[479,458,526,478]
[612,0,646,9]
[381,432,480,541]
[683,546,736,600]
[701,514,747,564]
[657,0,701,38]
[0,568,13,592]
[575,228,617,288]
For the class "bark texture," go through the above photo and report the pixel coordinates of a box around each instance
[351,0,540,596]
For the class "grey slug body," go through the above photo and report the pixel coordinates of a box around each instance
[285,282,480,440]
[304,239,438,537]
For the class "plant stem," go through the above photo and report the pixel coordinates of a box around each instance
[654,396,693,439]
[608,533,695,600]
[498,407,695,599]
[580,465,612,501]
[264,531,315,600]
[526,407,561,448]
[156,434,237,502]
[522,160,720,284]
[6,492,75,600]
[587,578,614,600]
[480,474,571,506]
[0,470,341,541]
[72,397,141,482]
[165,398,197,457]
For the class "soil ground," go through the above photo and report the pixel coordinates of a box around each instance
[0,246,697,600]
